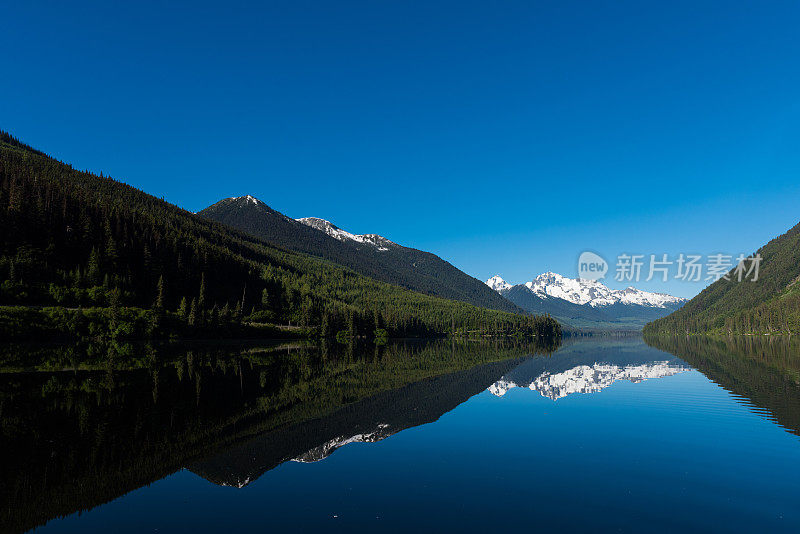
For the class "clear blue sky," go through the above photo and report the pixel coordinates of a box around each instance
[3,1,800,298]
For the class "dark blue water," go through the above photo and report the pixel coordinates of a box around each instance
[5,337,800,533]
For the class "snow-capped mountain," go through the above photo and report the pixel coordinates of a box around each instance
[521,272,685,308]
[488,360,688,400]
[486,275,512,291]
[485,272,687,330]
[296,217,395,252]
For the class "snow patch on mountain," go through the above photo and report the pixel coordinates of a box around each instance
[292,423,392,463]
[218,475,252,489]
[487,379,516,397]
[487,272,686,308]
[231,195,261,206]
[488,361,688,400]
[296,217,396,251]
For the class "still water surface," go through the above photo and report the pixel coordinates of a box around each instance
[3,336,800,532]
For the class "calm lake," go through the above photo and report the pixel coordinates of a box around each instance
[3,335,800,533]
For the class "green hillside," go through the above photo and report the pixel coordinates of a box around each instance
[644,220,800,335]
[0,131,559,341]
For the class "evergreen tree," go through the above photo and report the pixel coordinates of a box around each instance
[198,273,207,311]
[154,275,165,310]
[188,298,198,327]
[177,296,188,319]
[261,288,269,308]
[87,247,101,285]
[321,312,330,338]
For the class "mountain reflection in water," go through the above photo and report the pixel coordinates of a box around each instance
[187,353,525,488]
[489,339,689,399]
[3,334,800,533]
[645,334,800,437]
[0,338,552,533]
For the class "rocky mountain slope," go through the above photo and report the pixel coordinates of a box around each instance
[199,196,522,313]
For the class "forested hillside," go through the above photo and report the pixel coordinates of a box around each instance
[0,131,559,341]
[199,196,522,313]
[644,220,800,335]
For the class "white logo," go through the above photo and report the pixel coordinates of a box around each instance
[578,251,608,280]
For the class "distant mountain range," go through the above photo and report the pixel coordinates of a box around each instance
[199,195,522,313]
[487,272,687,330]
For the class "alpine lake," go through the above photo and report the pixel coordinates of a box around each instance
[3,334,800,533]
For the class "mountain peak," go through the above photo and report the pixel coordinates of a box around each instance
[232,195,262,205]
[486,275,512,291]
